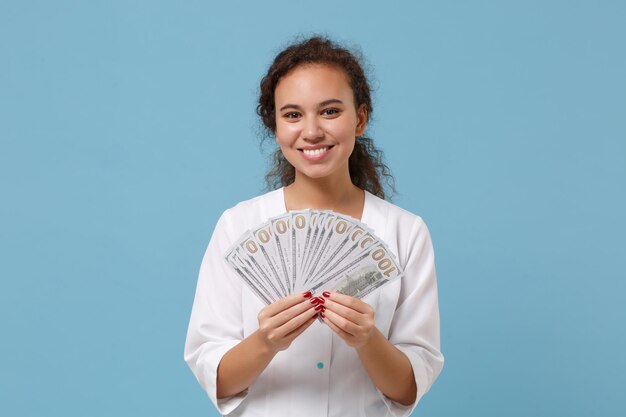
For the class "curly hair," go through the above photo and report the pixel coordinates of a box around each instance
[257,35,395,200]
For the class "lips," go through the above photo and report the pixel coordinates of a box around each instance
[303,147,329,157]
[298,145,334,158]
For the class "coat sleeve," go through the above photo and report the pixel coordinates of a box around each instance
[380,216,445,417]
[184,209,248,415]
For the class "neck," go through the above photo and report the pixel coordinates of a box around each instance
[284,168,364,217]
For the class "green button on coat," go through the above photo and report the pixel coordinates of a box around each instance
[316,362,324,369]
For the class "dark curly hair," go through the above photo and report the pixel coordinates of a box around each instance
[257,35,395,200]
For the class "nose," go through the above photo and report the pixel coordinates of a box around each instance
[302,116,324,142]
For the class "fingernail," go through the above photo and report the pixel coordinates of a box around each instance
[310,298,320,304]
[321,312,326,318]
[316,297,325,304]
[302,291,312,298]
[314,305,324,311]
[322,291,331,298]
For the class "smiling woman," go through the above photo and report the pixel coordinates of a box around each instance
[274,64,366,189]
[257,38,394,201]
[184,36,444,417]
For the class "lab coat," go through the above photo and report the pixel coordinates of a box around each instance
[184,187,444,416]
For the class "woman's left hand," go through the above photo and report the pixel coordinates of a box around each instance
[319,291,376,349]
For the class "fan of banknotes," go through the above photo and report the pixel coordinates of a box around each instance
[223,210,403,305]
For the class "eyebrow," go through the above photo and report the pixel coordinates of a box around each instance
[279,99,344,112]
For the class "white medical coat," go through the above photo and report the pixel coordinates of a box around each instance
[184,188,444,416]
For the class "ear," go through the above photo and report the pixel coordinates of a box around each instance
[355,104,368,136]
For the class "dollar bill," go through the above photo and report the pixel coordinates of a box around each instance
[308,241,403,296]
[301,211,335,281]
[304,213,355,284]
[269,213,292,292]
[290,210,310,291]
[224,236,278,303]
[310,226,377,284]
[223,209,404,305]
[238,231,285,298]
[224,249,274,304]
[300,211,329,280]
[251,222,289,296]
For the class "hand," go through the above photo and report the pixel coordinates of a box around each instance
[320,291,376,349]
[256,291,318,354]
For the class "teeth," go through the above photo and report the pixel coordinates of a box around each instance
[303,147,328,157]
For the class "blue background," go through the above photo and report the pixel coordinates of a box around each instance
[1,1,625,416]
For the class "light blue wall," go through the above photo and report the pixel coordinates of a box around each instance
[1,1,624,416]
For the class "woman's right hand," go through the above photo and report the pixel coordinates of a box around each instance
[216,291,320,398]
[256,291,319,354]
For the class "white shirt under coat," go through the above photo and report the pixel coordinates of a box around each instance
[184,187,444,416]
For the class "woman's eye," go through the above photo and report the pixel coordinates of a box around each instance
[284,112,301,119]
[322,108,340,116]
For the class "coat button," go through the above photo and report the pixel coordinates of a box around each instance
[316,362,324,369]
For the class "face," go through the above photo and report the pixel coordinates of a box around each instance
[274,64,367,182]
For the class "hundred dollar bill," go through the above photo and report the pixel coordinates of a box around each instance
[308,241,402,297]
[301,211,335,281]
[300,211,328,279]
[308,220,374,284]
[299,210,321,284]
[290,210,310,292]
[224,249,274,304]
[224,236,277,301]
[251,221,289,297]
[309,228,379,288]
[234,244,281,301]
[304,214,351,284]
[329,264,397,299]
[269,213,292,292]
[223,209,404,303]
[303,212,352,284]
[238,231,285,298]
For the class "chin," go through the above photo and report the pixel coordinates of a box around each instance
[297,168,345,181]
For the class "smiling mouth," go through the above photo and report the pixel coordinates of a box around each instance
[299,145,334,157]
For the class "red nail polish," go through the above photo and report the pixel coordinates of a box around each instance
[314,305,324,311]
[310,298,320,304]
[302,291,312,298]
[321,312,326,318]
[322,291,331,298]
[317,297,325,304]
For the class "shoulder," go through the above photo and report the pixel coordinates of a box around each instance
[364,191,433,267]
[223,189,278,214]
[365,191,427,232]
[217,188,284,235]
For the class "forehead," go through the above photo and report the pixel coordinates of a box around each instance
[274,64,353,104]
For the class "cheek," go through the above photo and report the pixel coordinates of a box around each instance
[334,123,359,144]
[275,123,300,146]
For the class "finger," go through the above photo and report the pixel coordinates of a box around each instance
[323,298,365,325]
[274,307,319,340]
[322,292,373,314]
[283,314,317,344]
[260,291,313,319]
[322,312,354,342]
[269,298,317,329]
[323,308,360,337]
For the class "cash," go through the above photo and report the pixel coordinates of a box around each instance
[223,210,403,304]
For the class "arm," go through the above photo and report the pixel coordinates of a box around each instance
[321,293,416,405]
[216,293,318,398]
[322,216,444,410]
[357,329,417,405]
[184,210,320,412]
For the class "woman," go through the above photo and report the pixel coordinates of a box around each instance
[184,36,444,417]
